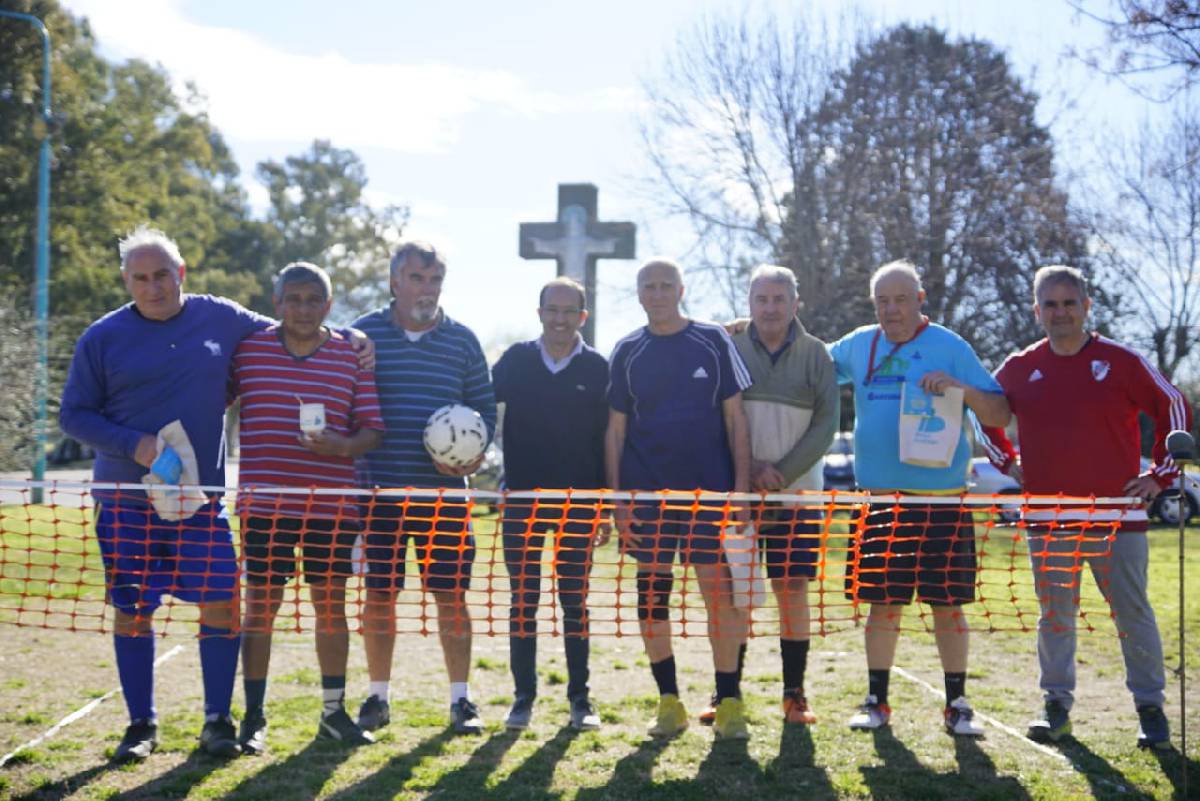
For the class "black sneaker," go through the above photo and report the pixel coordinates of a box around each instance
[238,709,268,755]
[569,696,601,731]
[200,716,241,758]
[450,698,484,735]
[1136,704,1171,750]
[113,718,158,763]
[357,695,391,732]
[1027,700,1071,743]
[318,708,376,746]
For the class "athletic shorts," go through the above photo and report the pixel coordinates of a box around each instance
[845,502,977,606]
[757,503,822,580]
[96,500,237,615]
[241,515,357,585]
[363,498,474,592]
[627,502,724,568]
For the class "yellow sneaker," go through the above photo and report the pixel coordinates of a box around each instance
[649,694,689,738]
[713,697,750,740]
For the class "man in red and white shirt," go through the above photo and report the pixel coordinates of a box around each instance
[231,262,385,752]
[979,265,1190,750]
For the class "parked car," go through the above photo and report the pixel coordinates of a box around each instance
[968,457,1022,523]
[468,443,504,513]
[1141,458,1199,526]
[823,432,855,492]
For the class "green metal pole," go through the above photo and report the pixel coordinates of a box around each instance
[0,10,52,505]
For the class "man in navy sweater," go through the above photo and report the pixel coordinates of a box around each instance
[492,277,609,732]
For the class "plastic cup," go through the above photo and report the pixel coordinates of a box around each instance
[299,402,326,435]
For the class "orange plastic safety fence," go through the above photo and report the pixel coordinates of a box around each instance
[0,481,1134,640]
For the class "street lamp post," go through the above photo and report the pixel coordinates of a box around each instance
[1,10,52,505]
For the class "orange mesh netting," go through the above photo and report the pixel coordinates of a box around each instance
[0,481,1135,639]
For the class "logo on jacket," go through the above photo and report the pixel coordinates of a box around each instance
[692,367,709,379]
[1091,360,1110,381]
[203,339,222,356]
[1029,369,1043,382]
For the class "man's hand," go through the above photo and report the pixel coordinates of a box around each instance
[300,430,352,458]
[918,370,965,395]
[613,502,641,549]
[1005,460,1024,487]
[1123,474,1163,502]
[433,453,485,477]
[348,329,376,371]
[751,459,786,492]
[594,521,613,548]
[724,318,750,336]
[133,435,158,468]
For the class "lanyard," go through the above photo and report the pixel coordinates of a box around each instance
[864,317,929,386]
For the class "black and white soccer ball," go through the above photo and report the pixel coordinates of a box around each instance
[423,404,488,468]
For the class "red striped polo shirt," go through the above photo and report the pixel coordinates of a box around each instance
[232,328,384,519]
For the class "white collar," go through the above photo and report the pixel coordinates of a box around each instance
[538,335,583,374]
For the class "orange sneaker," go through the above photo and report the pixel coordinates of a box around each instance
[783,691,817,725]
[698,693,718,726]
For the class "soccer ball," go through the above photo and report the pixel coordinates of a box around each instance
[423,404,488,468]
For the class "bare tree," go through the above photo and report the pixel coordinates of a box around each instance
[1086,104,1199,379]
[637,10,866,314]
[1068,0,1200,100]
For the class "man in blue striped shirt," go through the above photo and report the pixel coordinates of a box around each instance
[351,241,497,735]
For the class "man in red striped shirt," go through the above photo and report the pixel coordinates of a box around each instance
[978,265,1191,751]
[231,262,385,752]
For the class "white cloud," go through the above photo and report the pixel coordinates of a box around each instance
[66,0,638,154]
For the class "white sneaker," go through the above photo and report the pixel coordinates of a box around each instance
[944,696,985,737]
[848,695,892,730]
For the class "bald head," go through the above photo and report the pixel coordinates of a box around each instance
[637,258,683,287]
[871,260,926,343]
[637,258,686,333]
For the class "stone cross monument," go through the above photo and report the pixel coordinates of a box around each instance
[519,183,636,345]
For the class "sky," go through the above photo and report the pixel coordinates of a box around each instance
[62,0,1150,357]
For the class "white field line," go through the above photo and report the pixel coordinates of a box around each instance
[0,643,185,768]
[890,664,1069,763]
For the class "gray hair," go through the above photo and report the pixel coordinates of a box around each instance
[748,264,797,301]
[869,259,923,295]
[1033,264,1088,302]
[540,276,586,309]
[389,240,446,279]
[273,262,333,304]
[118,225,184,272]
[637,258,683,286]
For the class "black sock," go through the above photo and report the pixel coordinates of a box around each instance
[715,670,740,702]
[244,677,267,716]
[650,656,679,697]
[780,638,809,693]
[735,642,747,684]
[944,672,967,703]
[868,669,890,705]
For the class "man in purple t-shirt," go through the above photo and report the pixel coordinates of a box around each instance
[606,258,754,741]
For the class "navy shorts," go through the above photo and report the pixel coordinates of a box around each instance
[241,515,357,586]
[627,502,724,568]
[96,500,237,615]
[363,499,474,592]
[845,502,977,606]
[757,503,822,580]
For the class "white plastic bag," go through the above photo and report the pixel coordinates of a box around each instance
[142,420,208,521]
[722,524,768,609]
[898,383,963,468]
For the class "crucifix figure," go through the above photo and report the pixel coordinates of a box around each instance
[519,183,636,345]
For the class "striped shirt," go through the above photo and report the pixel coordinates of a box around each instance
[352,306,496,489]
[608,320,752,491]
[232,328,385,518]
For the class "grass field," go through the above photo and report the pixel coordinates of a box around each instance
[0,503,1197,800]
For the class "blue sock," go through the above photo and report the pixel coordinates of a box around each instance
[199,625,240,721]
[114,634,156,722]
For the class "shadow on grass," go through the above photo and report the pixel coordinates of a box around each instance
[223,736,359,801]
[574,734,671,801]
[418,728,521,797]
[488,726,579,798]
[1055,737,1155,800]
[321,729,455,801]
[11,761,113,801]
[109,747,231,801]
[862,728,1034,801]
[1150,745,1200,801]
[766,725,837,800]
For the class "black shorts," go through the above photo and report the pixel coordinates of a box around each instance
[845,502,977,606]
[363,498,474,592]
[628,502,724,568]
[242,515,357,586]
[757,503,822,580]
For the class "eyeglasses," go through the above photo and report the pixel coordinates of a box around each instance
[540,306,582,317]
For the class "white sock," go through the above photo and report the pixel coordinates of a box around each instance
[369,681,390,702]
[450,682,470,704]
[322,687,344,717]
